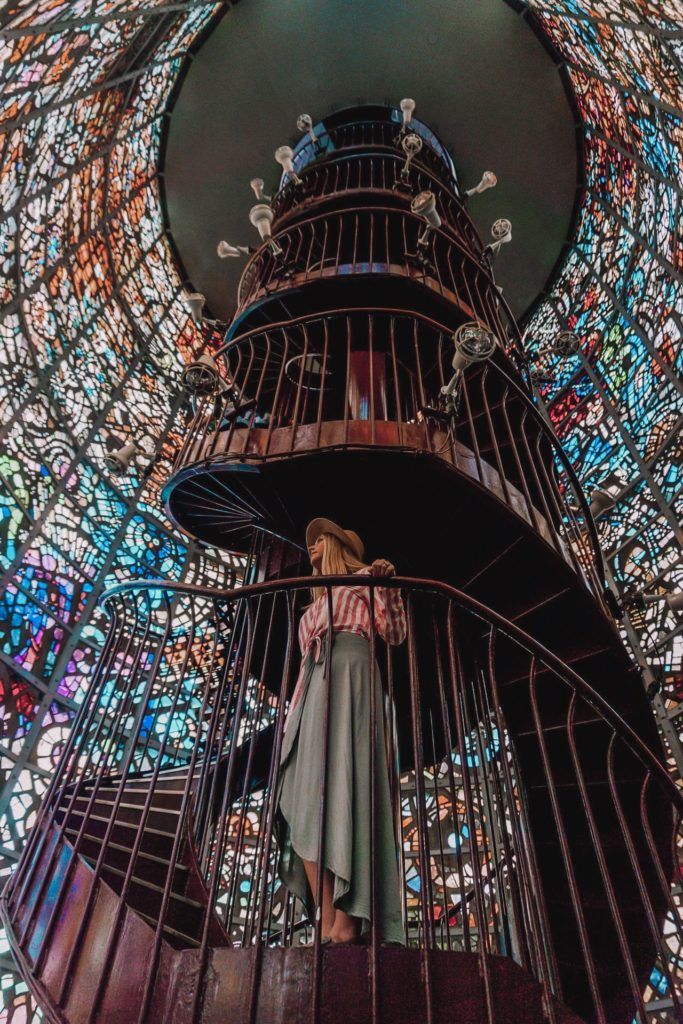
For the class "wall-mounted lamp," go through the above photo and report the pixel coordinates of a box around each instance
[274,145,303,186]
[399,133,423,184]
[184,292,207,325]
[249,203,283,258]
[589,486,617,519]
[217,240,252,259]
[296,113,317,145]
[400,98,416,127]
[104,442,156,476]
[439,322,497,407]
[411,190,441,248]
[250,178,272,203]
[624,589,683,616]
[181,353,222,395]
[484,218,512,260]
[536,330,581,358]
[465,171,497,197]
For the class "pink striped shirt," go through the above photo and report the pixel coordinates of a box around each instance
[286,568,407,724]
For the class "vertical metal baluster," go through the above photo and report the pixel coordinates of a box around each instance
[446,604,495,1022]
[136,596,226,1024]
[335,211,344,273]
[479,365,512,506]
[389,316,403,443]
[606,737,682,1020]
[8,594,125,912]
[431,601,468,952]
[458,253,478,318]
[517,409,564,556]
[484,635,560,1015]
[200,594,260,940]
[528,660,606,1023]
[469,661,512,958]
[87,595,201,1024]
[412,325,428,439]
[405,593,435,1024]
[56,591,174,1008]
[344,315,351,444]
[369,311,376,442]
[498,387,540,531]
[383,622,406,942]
[368,584,379,1024]
[224,672,268,937]
[566,692,649,1023]
[309,584,335,1024]
[242,598,284,946]
[265,329,290,451]
[195,598,251,872]
[432,226,445,296]
[261,591,299,951]
[289,327,309,450]
[532,431,586,580]
[460,374,484,483]
[219,593,266,942]
[475,631,532,974]
[461,663,499,959]
[314,319,329,448]
[28,592,154,964]
[427,710,450,950]
[202,596,254,892]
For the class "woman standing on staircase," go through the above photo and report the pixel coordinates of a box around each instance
[276,518,406,947]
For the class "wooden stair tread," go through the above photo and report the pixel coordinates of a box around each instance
[97,863,203,909]
[136,910,202,948]
[63,828,189,871]
[56,808,176,839]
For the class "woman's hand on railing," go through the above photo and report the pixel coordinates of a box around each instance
[370,558,396,577]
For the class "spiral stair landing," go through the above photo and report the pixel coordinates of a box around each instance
[5,767,587,1024]
[3,576,680,1024]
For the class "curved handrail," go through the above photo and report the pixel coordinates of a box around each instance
[288,117,456,183]
[235,202,506,321]
[221,302,519,364]
[99,573,678,808]
[272,150,478,242]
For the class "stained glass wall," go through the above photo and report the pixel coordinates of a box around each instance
[0,4,234,1016]
[521,0,683,791]
[0,1,681,1020]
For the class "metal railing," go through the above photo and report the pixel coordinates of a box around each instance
[235,204,507,335]
[5,575,681,1024]
[288,118,456,186]
[174,309,605,600]
[271,151,482,256]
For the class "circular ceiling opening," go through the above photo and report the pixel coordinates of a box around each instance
[164,0,578,322]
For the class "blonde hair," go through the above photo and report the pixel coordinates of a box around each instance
[311,532,367,602]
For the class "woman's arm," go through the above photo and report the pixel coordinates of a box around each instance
[356,562,407,645]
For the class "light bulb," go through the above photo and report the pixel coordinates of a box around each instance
[465,171,497,197]
[400,98,416,126]
[274,145,302,185]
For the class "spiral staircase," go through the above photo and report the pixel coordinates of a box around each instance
[2,105,680,1024]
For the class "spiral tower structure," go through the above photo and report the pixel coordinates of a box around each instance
[2,103,680,1024]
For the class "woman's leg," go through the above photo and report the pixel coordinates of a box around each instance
[302,859,336,938]
[330,907,360,944]
[302,858,361,943]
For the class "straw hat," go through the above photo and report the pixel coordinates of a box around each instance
[305,518,364,561]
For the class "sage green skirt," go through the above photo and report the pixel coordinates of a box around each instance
[276,631,404,944]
